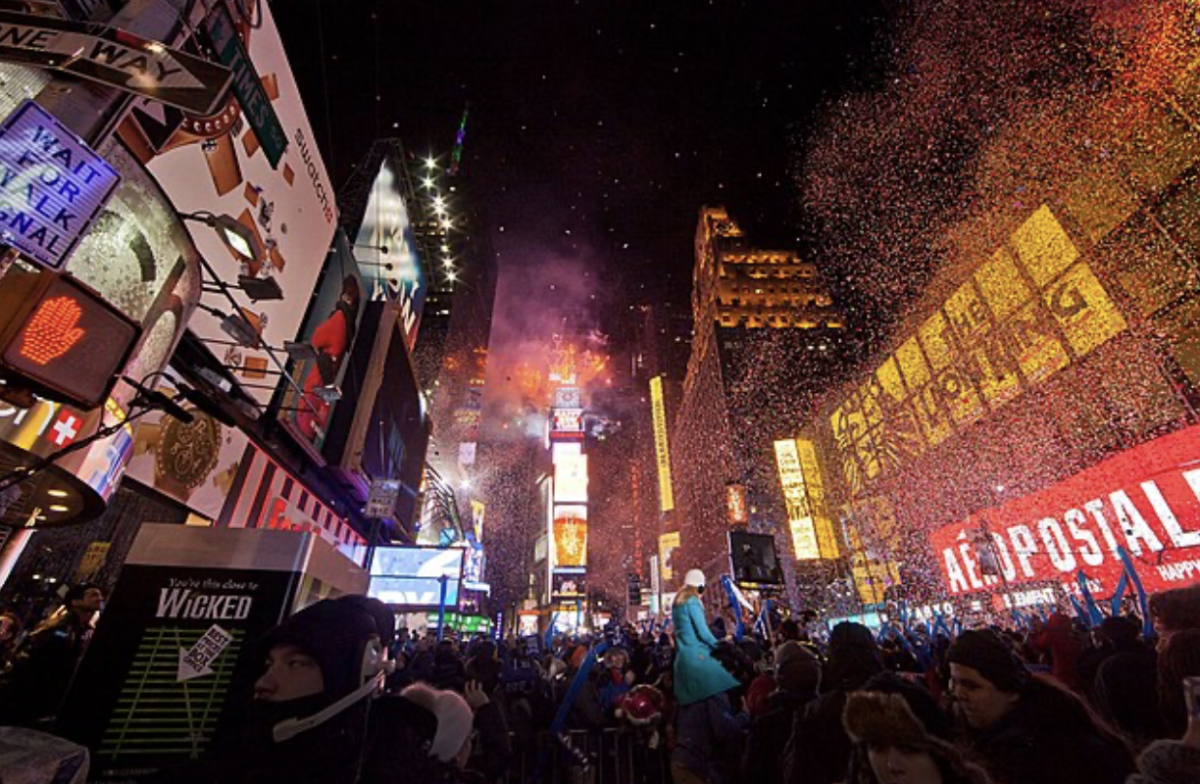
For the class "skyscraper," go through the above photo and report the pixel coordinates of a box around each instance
[670,206,846,598]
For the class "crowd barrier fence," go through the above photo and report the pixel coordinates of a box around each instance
[500,727,672,784]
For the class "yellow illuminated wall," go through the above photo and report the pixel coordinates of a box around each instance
[795,439,840,559]
[774,438,839,560]
[829,205,1127,495]
[649,376,675,512]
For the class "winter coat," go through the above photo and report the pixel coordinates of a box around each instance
[1093,647,1163,745]
[784,622,883,784]
[673,691,748,784]
[745,672,777,717]
[742,689,813,784]
[673,596,740,706]
[1030,613,1084,690]
[0,612,90,727]
[965,679,1135,784]
[431,652,468,692]
[465,655,504,695]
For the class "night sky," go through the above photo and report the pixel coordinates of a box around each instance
[273,1,892,322]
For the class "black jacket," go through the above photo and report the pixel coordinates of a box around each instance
[967,679,1135,784]
[744,689,814,784]
[0,612,90,727]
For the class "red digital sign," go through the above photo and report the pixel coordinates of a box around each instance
[931,424,1200,598]
[0,272,140,410]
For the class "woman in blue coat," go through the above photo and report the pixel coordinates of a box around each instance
[671,569,746,784]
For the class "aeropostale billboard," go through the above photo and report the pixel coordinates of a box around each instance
[932,424,1200,597]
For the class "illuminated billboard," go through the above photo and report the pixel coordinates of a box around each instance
[554,452,589,504]
[215,441,366,562]
[278,230,365,456]
[931,423,1200,598]
[726,483,749,526]
[116,1,337,405]
[125,370,251,522]
[322,301,430,531]
[650,376,674,512]
[552,571,586,600]
[551,408,584,434]
[369,546,465,609]
[828,206,1127,495]
[796,439,840,558]
[471,500,486,542]
[551,504,588,569]
[350,153,426,351]
[774,439,820,560]
[658,531,680,582]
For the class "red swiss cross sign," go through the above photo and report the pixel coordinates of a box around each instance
[47,409,80,447]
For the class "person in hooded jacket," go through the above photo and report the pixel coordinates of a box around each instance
[1155,628,1200,738]
[465,640,503,696]
[150,596,391,784]
[431,638,468,693]
[1090,616,1163,748]
[784,621,884,784]
[743,640,821,784]
[948,629,1134,784]
[1029,611,1085,691]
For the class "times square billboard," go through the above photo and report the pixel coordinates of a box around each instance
[346,151,427,352]
[114,0,337,406]
[932,424,1200,598]
[801,41,1200,602]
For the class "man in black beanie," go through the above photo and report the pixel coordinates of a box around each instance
[947,629,1028,730]
[159,595,399,784]
[948,628,1134,784]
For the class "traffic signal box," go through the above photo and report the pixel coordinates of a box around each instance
[0,266,140,410]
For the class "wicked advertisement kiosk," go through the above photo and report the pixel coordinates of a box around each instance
[56,523,368,782]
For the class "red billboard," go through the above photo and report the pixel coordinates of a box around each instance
[932,425,1200,598]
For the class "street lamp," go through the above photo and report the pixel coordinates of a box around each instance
[181,211,263,267]
[196,304,262,349]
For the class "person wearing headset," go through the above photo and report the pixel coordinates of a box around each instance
[156,595,408,784]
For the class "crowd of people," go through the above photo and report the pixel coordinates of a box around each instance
[0,570,1197,783]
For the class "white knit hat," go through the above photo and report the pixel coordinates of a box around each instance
[684,569,706,588]
[401,683,474,762]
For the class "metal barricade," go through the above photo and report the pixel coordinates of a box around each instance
[501,727,672,784]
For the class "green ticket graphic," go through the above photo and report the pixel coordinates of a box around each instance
[99,626,244,761]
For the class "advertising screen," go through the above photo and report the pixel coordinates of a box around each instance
[125,370,251,522]
[658,531,681,582]
[278,230,365,457]
[369,546,465,609]
[775,439,821,560]
[650,376,675,512]
[552,504,588,568]
[552,571,586,600]
[215,441,366,562]
[726,483,749,526]
[728,531,783,585]
[115,1,337,406]
[322,301,430,530]
[350,154,425,351]
[931,424,1200,598]
[553,452,588,504]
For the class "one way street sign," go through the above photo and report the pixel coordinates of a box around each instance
[0,10,232,116]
